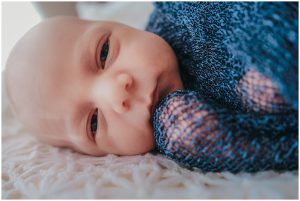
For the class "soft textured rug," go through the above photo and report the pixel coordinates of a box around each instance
[2,2,298,199]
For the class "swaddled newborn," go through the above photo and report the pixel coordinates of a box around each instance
[5,1,298,173]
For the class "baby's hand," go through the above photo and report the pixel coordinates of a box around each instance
[152,90,229,171]
[153,90,219,153]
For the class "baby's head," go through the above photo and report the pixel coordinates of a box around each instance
[5,16,183,156]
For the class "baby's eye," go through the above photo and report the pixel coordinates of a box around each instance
[90,108,98,136]
[99,39,109,69]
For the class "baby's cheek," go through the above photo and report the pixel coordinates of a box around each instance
[106,125,154,155]
[127,127,155,154]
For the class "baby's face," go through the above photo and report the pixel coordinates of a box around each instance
[6,17,183,156]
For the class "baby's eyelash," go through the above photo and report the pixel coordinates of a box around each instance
[87,108,98,142]
[98,38,110,69]
[90,108,98,135]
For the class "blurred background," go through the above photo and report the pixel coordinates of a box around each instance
[2,2,154,70]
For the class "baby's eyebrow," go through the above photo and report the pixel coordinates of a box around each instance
[79,26,108,71]
[67,102,92,143]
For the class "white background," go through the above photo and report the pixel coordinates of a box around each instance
[2,2,41,71]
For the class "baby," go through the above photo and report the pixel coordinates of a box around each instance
[5,16,183,156]
[5,2,298,173]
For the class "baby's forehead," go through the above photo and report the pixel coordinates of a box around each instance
[5,17,115,148]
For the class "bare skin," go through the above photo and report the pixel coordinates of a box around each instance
[5,17,183,156]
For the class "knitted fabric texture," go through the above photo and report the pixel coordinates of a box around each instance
[146,2,298,172]
[153,90,298,173]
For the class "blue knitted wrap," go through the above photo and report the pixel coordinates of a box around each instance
[146,2,298,172]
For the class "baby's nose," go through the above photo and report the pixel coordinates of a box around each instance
[117,73,133,91]
[113,73,133,114]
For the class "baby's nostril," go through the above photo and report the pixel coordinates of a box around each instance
[122,101,129,109]
[117,73,133,91]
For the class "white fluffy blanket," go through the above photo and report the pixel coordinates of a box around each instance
[2,2,298,199]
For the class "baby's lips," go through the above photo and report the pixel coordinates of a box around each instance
[150,84,159,115]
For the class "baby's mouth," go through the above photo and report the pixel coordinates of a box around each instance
[150,84,159,115]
